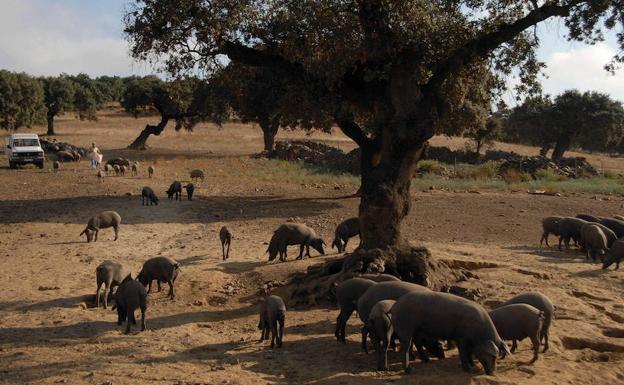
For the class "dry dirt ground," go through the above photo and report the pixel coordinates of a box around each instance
[1,110,624,385]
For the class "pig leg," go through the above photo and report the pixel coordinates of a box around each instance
[103,278,112,309]
[361,325,369,353]
[542,330,549,353]
[94,229,99,242]
[157,280,162,292]
[529,334,540,363]
[95,279,103,308]
[399,334,413,373]
[457,339,474,372]
[511,340,518,353]
[270,318,278,348]
[558,236,563,251]
[167,279,175,299]
[140,306,146,331]
[125,313,133,334]
[277,314,284,347]
[113,225,119,241]
[377,329,391,370]
[305,244,311,257]
[222,242,226,261]
[297,244,305,260]
[343,239,349,252]
[147,280,153,293]
[226,242,230,260]
[335,307,354,343]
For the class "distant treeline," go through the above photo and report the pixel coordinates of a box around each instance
[1,69,623,160]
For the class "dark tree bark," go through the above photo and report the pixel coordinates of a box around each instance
[551,137,570,161]
[259,116,280,154]
[46,113,55,136]
[539,144,550,157]
[475,140,483,156]
[128,115,170,150]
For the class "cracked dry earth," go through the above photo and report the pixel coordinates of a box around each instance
[1,122,624,385]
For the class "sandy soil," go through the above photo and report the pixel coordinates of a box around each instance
[1,111,624,385]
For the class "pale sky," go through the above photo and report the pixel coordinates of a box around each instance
[0,0,622,102]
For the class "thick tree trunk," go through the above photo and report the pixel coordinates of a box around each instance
[551,138,570,161]
[128,115,170,150]
[46,114,55,136]
[290,137,465,306]
[475,140,483,156]
[258,115,280,155]
[260,120,279,154]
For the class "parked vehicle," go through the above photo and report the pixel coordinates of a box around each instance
[5,133,45,169]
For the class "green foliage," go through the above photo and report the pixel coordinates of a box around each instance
[503,90,624,159]
[535,169,569,182]
[416,160,447,176]
[41,75,74,118]
[0,70,45,130]
[73,84,98,121]
[464,115,503,155]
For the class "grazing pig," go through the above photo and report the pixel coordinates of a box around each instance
[540,216,562,247]
[184,183,195,201]
[266,223,325,262]
[366,299,396,370]
[131,162,139,176]
[80,211,121,242]
[558,217,588,250]
[56,150,74,162]
[190,169,205,181]
[334,277,377,343]
[580,223,608,262]
[603,239,624,270]
[114,277,147,334]
[359,273,400,282]
[166,181,182,201]
[598,217,624,238]
[576,213,601,223]
[357,281,429,326]
[53,161,60,172]
[147,165,155,178]
[357,282,431,356]
[500,292,554,352]
[105,163,114,175]
[95,260,131,309]
[392,291,510,375]
[137,256,180,300]
[258,295,286,348]
[97,170,105,182]
[332,217,360,253]
[141,186,159,206]
[220,226,232,261]
[488,304,544,363]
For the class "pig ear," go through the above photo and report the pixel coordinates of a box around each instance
[481,340,500,358]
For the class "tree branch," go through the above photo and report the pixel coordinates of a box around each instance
[356,0,395,60]
[426,1,585,92]
[334,113,372,148]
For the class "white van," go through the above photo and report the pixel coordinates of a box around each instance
[5,133,45,169]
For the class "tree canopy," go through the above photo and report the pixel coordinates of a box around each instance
[0,70,45,130]
[122,75,229,149]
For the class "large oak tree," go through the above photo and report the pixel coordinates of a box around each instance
[124,0,624,299]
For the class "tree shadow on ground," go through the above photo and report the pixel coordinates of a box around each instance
[0,294,92,312]
[0,195,341,225]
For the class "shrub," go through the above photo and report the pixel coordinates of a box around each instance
[417,160,447,176]
[602,169,620,179]
[471,161,500,180]
[535,168,568,181]
[502,169,532,183]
